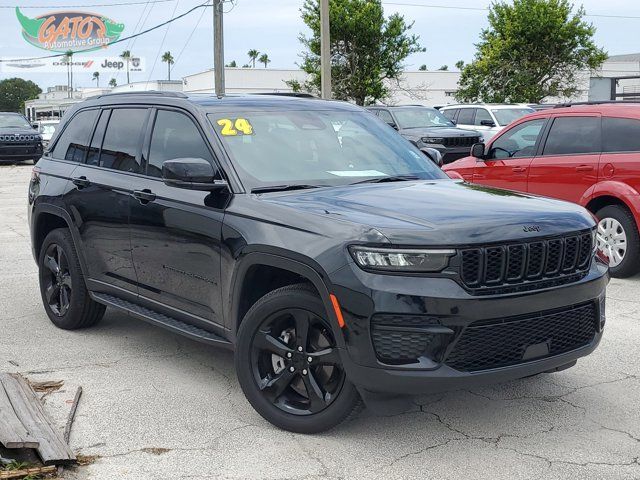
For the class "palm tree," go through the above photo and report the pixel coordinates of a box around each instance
[92,71,100,87]
[120,50,132,84]
[258,53,271,68]
[64,50,73,98]
[247,49,259,68]
[109,78,117,88]
[161,51,174,81]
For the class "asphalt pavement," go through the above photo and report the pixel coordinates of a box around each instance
[1,163,638,479]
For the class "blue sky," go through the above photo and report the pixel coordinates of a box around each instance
[1,0,639,90]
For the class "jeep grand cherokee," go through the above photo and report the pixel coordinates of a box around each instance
[28,92,608,433]
[0,112,43,163]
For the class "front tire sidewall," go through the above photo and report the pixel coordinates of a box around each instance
[235,285,360,433]
[596,205,640,278]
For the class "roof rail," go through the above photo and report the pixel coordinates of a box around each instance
[252,92,318,98]
[554,100,640,108]
[96,90,188,99]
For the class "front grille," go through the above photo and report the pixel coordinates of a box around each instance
[442,136,479,148]
[459,231,593,294]
[445,302,598,372]
[0,135,37,143]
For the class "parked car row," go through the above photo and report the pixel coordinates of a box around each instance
[444,102,640,278]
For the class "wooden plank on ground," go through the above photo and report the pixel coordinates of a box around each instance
[0,374,75,465]
[0,379,38,449]
[0,465,57,479]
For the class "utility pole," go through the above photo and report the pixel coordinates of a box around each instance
[213,0,225,96]
[320,0,331,99]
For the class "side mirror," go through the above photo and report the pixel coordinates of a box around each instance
[162,157,228,191]
[450,119,457,126]
[32,123,39,130]
[470,143,485,160]
[480,119,496,127]
[420,147,444,167]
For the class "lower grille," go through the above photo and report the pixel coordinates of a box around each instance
[445,302,598,372]
[442,136,479,148]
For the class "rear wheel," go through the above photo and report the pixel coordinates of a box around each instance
[235,284,361,433]
[595,205,640,278]
[38,228,106,329]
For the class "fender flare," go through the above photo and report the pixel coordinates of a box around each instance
[583,181,640,225]
[227,249,346,347]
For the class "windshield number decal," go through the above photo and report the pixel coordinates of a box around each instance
[217,118,253,136]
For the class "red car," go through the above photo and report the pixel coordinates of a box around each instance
[444,103,640,278]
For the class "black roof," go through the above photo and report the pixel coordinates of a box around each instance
[81,91,361,113]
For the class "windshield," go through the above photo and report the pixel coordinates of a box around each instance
[0,113,31,129]
[491,108,534,126]
[208,109,448,190]
[392,107,455,129]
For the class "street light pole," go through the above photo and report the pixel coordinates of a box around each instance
[320,0,331,99]
[213,0,225,96]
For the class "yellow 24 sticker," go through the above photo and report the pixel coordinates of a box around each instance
[217,118,254,136]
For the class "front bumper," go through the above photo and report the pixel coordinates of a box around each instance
[0,143,43,161]
[330,259,608,395]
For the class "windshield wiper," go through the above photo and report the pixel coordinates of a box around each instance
[350,174,421,185]
[251,184,323,194]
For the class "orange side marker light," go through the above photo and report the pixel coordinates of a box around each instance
[329,294,346,329]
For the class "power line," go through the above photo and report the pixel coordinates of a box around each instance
[147,0,180,82]
[172,1,209,72]
[0,1,211,63]
[382,2,640,19]
[0,0,175,7]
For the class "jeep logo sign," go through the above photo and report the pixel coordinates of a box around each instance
[16,7,124,53]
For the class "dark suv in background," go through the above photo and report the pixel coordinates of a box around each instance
[367,105,482,163]
[29,92,607,433]
[0,112,43,163]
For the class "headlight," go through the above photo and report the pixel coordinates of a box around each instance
[422,137,444,144]
[349,246,455,272]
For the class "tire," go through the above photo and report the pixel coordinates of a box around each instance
[38,228,106,329]
[595,205,640,278]
[235,284,361,433]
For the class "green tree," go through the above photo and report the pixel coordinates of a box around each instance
[438,65,448,71]
[456,0,607,103]
[0,78,41,112]
[161,51,174,81]
[258,53,271,68]
[120,50,132,84]
[247,49,260,68]
[289,0,424,105]
[225,60,238,67]
[109,78,117,87]
[92,71,100,87]
[455,60,465,70]
[418,64,427,71]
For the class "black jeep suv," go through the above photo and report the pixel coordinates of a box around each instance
[0,112,43,163]
[367,105,481,163]
[29,92,608,433]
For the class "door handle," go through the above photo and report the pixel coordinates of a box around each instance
[512,166,527,173]
[72,176,91,189]
[133,189,156,204]
[576,165,594,172]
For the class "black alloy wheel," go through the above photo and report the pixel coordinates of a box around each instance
[235,284,361,433]
[251,307,345,415]
[42,243,72,316]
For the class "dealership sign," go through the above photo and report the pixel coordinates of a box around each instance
[0,56,145,74]
[16,7,125,53]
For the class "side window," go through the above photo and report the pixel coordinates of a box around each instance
[456,108,475,125]
[377,110,395,125]
[489,118,546,159]
[602,117,640,153]
[147,110,214,178]
[442,109,458,122]
[474,108,493,126]
[543,117,601,156]
[86,110,110,166]
[99,108,148,173]
[51,109,99,162]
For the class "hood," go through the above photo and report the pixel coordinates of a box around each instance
[400,127,480,138]
[261,180,594,246]
[0,127,39,137]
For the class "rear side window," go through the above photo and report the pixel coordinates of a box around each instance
[51,109,99,162]
[457,108,474,125]
[99,108,148,173]
[147,110,214,178]
[603,117,640,152]
[474,108,493,126]
[543,117,601,156]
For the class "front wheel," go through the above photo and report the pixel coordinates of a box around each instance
[235,284,361,433]
[596,205,640,278]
